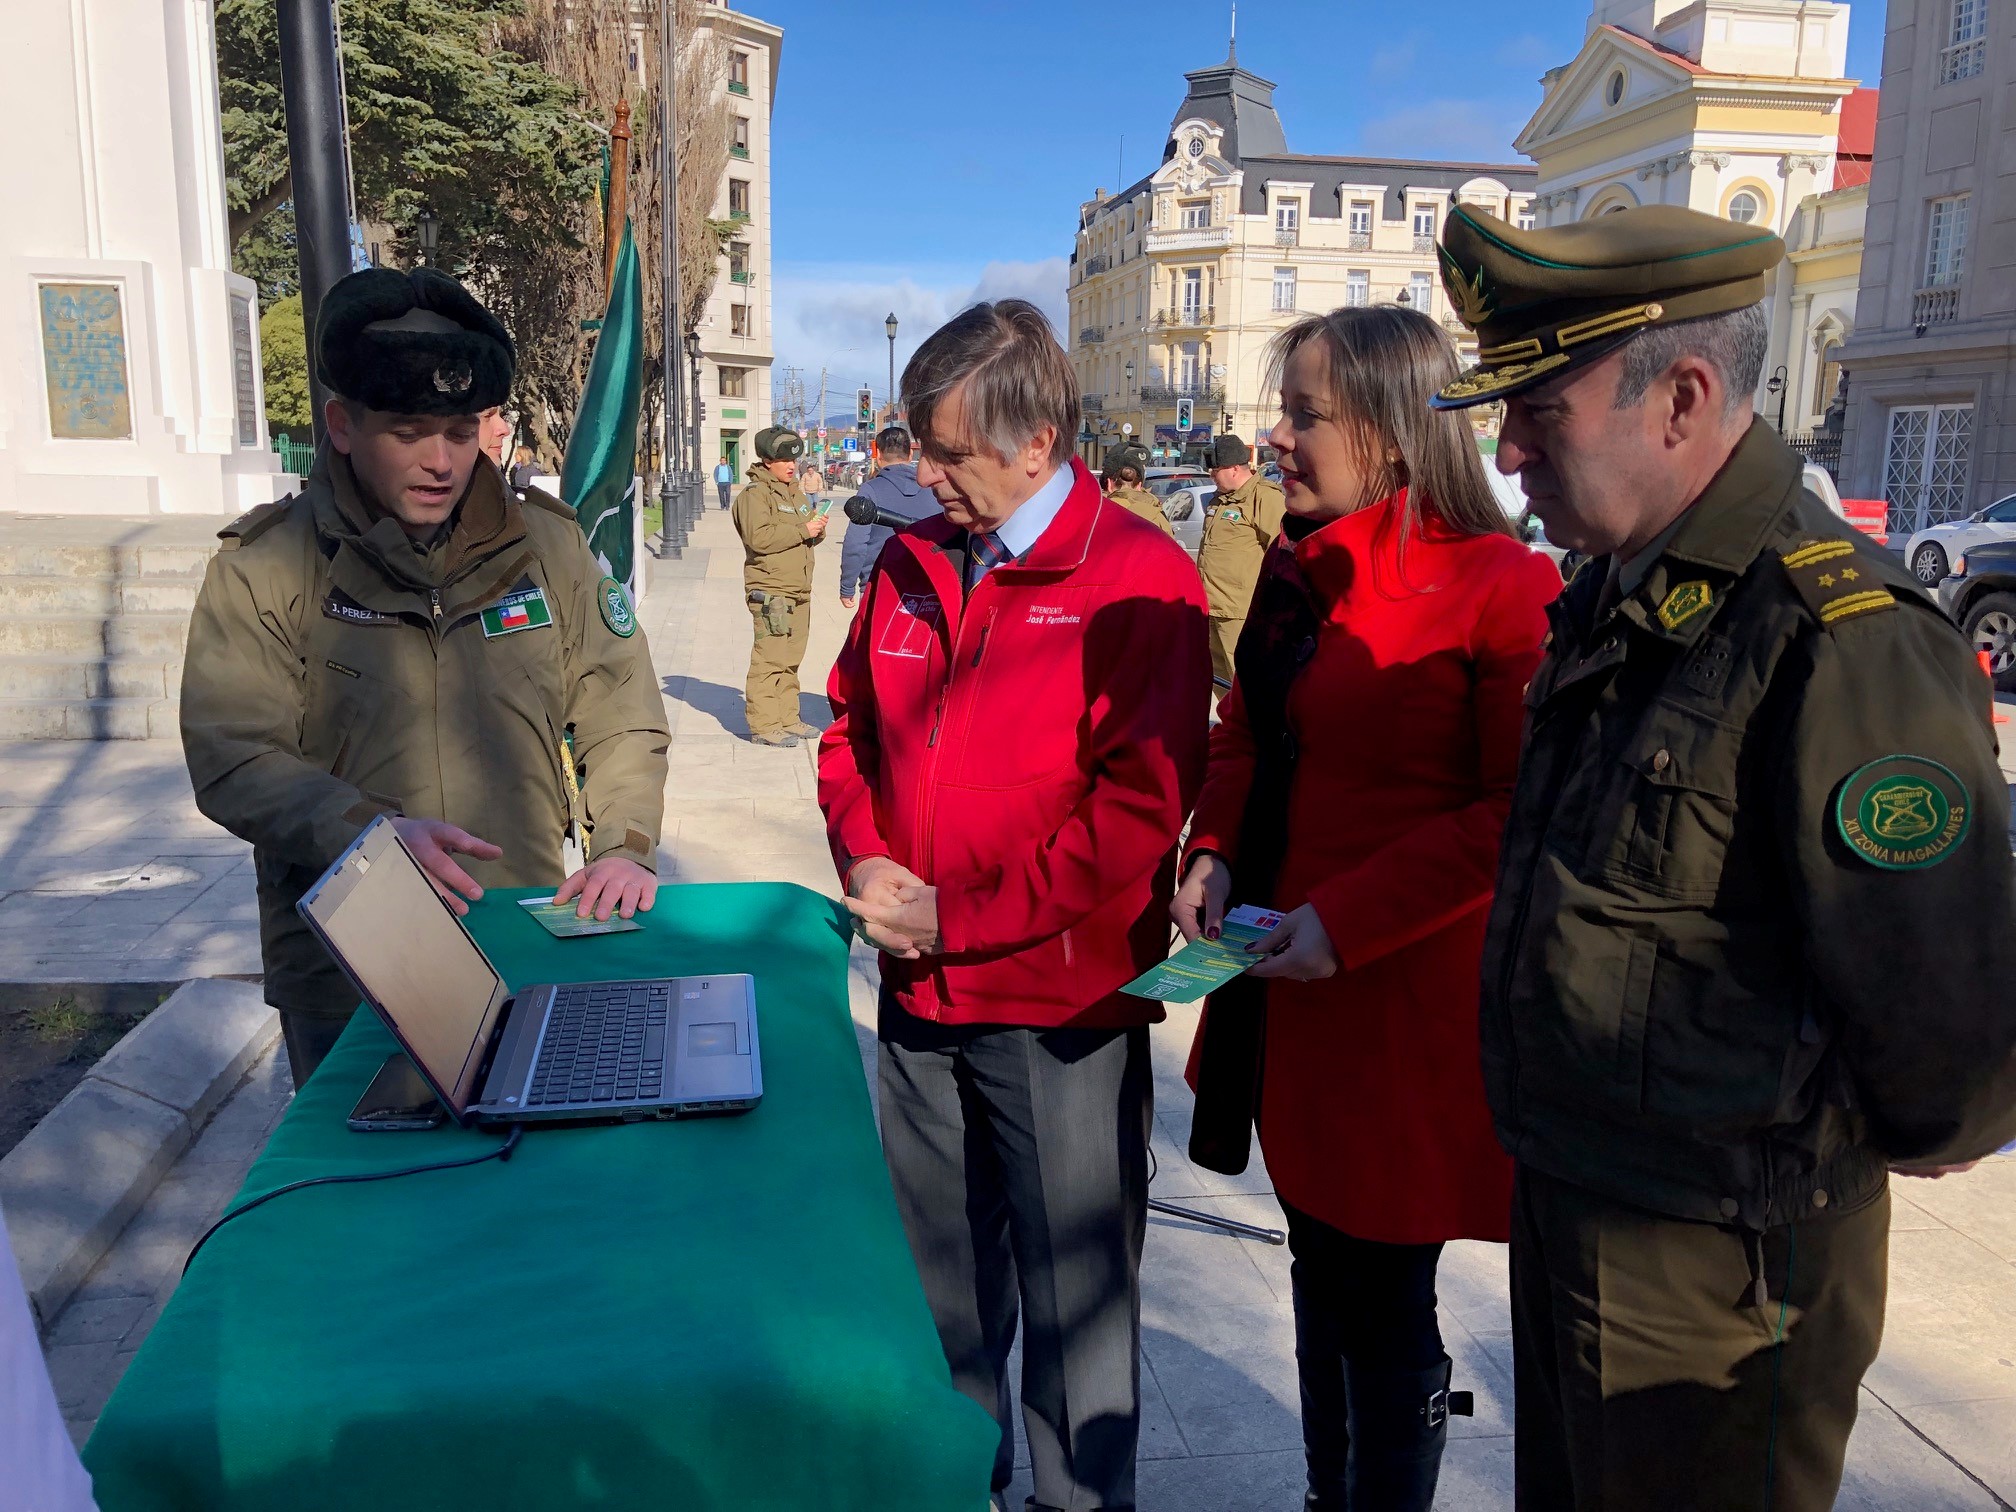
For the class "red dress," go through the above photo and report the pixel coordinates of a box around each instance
[1186,492,1560,1244]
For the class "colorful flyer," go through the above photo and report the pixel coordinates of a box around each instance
[517,895,644,938]
[1120,904,1285,1002]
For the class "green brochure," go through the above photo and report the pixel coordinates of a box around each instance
[1120,904,1286,1002]
[518,894,645,938]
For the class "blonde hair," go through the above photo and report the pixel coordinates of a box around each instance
[1264,305,1513,546]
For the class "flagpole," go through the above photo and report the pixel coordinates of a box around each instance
[606,99,632,298]
[657,0,686,557]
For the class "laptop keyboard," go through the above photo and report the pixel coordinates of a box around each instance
[526,981,673,1106]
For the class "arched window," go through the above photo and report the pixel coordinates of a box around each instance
[1728,191,1761,224]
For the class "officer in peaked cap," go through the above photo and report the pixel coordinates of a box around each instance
[1100,443,1172,536]
[1443,203,2016,1508]
[732,424,826,746]
[1195,432,1284,688]
[181,267,670,1088]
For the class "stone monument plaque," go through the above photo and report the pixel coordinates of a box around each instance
[40,281,134,441]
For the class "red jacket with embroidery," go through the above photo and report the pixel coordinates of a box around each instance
[818,459,1211,1028]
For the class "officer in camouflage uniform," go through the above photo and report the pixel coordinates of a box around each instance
[1435,203,2016,1510]
[733,425,826,747]
[182,268,670,1088]
[1195,433,1285,686]
[1100,443,1172,535]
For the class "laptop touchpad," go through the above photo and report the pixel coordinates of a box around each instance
[688,1021,738,1056]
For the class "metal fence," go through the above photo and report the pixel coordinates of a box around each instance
[273,436,315,475]
[1785,431,1841,480]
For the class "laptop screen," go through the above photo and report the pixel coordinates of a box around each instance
[300,820,506,1116]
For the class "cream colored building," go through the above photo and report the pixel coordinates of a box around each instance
[690,2,778,476]
[1516,0,1868,433]
[1068,55,1536,463]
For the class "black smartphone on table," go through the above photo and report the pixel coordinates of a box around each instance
[347,1054,448,1132]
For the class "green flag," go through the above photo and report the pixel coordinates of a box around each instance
[561,220,643,591]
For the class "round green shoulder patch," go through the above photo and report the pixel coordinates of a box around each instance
[1834,755,1971,870]
[598,576,637,639]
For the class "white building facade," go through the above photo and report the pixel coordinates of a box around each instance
[0,0,288,515]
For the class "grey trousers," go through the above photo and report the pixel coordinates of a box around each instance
[879,998,1151,1512]
[278,1008,351,1090]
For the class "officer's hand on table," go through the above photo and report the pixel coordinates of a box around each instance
[1172,853,1232,943]
[1245,903,1339,982]
[1892,1161,1982,1180]
[805,515,828,540]
[554,855,659,921]
[844,858,938,957]
[392,818,502,917]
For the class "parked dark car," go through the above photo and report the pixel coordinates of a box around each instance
[1935,538,2016,690]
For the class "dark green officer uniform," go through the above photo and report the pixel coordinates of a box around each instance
[732,426,822,746]
[1438,205,2016,1511]
[1100,443,1171,535]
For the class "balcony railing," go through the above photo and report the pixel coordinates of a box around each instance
[1144,224,1232,253]
[1083,254,1111,276]
[1941,38,1986,83]
[1080,395,1104,413]
[727,208,752,223]
[1913,285,1960,330]
[729,143,750,160]
[1347,231,1372,250]
[1412,233,1435,253]
[1152,305,1216,328]
[1078,326,1106,344]
[727,78,750,96]
[1274,227,1299,246]
[1141,384,1226,407]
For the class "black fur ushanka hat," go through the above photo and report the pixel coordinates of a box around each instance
[314,266,513,416]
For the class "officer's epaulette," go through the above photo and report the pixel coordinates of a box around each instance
[1778,536,1896,629]
[516,483,577,522]
[215,497,294,552]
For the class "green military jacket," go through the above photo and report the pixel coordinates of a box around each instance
[733,468,821,600]
[1197,474,1286,620]
[182,450,670,1018]
[1109,484,1173,535]
[1482,422,2016,1230]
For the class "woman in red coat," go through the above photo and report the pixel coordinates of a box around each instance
[1172,306,1560,1510]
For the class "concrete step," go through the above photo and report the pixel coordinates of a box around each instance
[0,696,177,740]
[0,614,190,658]
[0,656,181,701]
[0,574,203,616]
[0,541,218,579]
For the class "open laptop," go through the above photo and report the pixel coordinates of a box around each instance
[297,815,762,1126]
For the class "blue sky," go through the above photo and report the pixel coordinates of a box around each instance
[757,0,1884,404]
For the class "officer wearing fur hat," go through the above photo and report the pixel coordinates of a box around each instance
[1196,433,1285,686]
[181,268,671,1089]
[1443,203,2016,1509]
[733,425,826,746]
[1100,443,1172,535]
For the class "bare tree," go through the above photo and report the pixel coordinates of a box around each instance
[501,0,733,468]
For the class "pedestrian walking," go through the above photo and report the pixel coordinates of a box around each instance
[713,455,735,511]
[1100,443,1173,535]
[181,268,669,1089]
[1437,203,2016,1510]
[1196,434,1286,686]
[733,426,826,746]
[1174,305,1560,1509]
[822,300,1210,1512]
[838,425,936,609]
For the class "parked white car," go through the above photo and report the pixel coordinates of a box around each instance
[1903,493,2016,586]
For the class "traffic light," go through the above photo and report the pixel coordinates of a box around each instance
[857,387,873,426]
[695,399,706,422]
[1176,397,1194,431]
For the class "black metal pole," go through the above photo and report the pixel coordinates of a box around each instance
[688,340,703,525]
[656,0,684,557]
[275,0,354,446]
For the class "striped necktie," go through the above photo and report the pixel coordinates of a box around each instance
[965,530,1009,595]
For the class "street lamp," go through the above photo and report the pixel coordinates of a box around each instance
[685,329,705,528]
[416,208,438,266]
[885,313,899,423]
[1766,364,1789,433]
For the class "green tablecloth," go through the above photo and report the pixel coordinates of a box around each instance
[83,883,995,1511]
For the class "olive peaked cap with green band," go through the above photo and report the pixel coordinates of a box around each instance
[315,267,514,416]
[1102,443,1149,480]
[754,425,805,463]
[1431,204,1786,409]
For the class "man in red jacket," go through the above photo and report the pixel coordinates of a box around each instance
[819,300,1210,1512]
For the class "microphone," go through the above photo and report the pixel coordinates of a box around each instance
[842,494,918,531]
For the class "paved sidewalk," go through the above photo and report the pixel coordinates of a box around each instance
[19,500,2016,1507]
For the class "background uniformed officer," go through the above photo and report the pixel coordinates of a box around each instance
[1438,203,2016,1510]
[733,425,826,747]
[181,268,671,1089]
[1196,433,1285,686]
[1100,443,1172,535]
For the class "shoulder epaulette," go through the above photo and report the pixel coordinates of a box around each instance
[516,483,576,521]
[1778,536,1896,629]
[216,497,294,552]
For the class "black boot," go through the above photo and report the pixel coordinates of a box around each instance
[1342,1353,1470,1511]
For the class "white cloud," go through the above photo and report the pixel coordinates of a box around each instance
[768,257,1068,414]
[1357,99,1531,162]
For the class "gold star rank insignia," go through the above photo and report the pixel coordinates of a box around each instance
[1818,573,1836,588]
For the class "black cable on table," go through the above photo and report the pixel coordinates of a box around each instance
[182,1124,526,1276]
